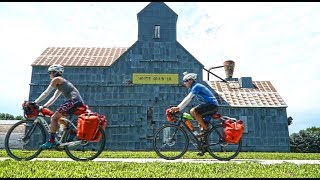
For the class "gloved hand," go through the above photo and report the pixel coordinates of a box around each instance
[25,101,39,109]
[170,107,180,113]
[28,101,36,105]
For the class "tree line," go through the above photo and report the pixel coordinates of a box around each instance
[290,127,320,153]
[0,113,25,120]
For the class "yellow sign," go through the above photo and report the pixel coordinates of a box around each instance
[133,73,179,84]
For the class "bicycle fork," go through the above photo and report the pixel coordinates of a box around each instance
[21,122,39,142]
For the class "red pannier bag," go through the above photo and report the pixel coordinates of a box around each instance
[91,114,107,142]
[77,112,107,142]
[223,119,244,143]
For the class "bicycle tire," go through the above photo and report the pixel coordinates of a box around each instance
[206,125,242,161]
[64,126,106,161]
[4,119,46,161]
[153,124,189,160]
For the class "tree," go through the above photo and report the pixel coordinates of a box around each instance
[0,113,25,120]
[15,115,25,120]
[290,126,320,153]
[0,113,15,120]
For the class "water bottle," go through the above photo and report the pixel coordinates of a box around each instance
[183,113,196,133]
[185,119,194,132]
[183,113,193,120]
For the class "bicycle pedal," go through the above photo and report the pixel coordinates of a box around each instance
[197,152,205,156]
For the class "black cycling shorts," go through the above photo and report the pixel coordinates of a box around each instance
[194,103,219,117]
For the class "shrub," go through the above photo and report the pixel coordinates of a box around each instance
[290,127,320,153]
[0,113,25,120]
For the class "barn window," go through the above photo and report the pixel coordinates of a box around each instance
[154,25,160,39]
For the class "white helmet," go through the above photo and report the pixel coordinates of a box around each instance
[48,64,64,74]
[182,72,197,82]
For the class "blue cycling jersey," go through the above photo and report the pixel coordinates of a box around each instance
[190,82,218,105]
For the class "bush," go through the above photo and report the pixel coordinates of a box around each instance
[290,127,320,153]
[0,113,15,120]
[0,113,25,120]
[15,115,25,120]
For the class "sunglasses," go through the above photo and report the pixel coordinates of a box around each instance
[48,71,55,74]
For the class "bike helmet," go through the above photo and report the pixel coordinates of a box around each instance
[182,72,197,82]
[48,64,64,74]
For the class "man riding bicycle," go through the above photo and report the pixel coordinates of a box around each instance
[32,64,85,149]
[171,72,219,137]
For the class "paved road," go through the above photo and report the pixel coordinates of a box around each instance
[1,157,320,164]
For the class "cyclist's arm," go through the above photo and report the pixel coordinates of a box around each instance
[34,85,55,104]
[34,77,62,104]
[43,90,62,107]
[177,92,195,111]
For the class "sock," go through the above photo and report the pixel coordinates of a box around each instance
[48,132,56,143]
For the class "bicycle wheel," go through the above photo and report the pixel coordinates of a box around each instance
[153,124,189,160]
[206,125,242,161]
[5,119,46,161]
[64,126,106,161]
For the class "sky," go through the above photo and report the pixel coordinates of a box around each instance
[0,2,319,134]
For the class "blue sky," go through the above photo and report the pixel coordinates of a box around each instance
[0,2,319,134]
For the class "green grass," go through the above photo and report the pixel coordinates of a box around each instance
[1,150,320,178]
[0,160,319,178]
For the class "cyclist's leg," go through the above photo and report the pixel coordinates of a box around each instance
[201,104,219,119]
[41,112,63,149]
[191,103,218,133]
[41,99,78,149]
[64,100,84,141]
[190,105,208,132]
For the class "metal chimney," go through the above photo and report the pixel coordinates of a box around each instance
[223,60,236,81]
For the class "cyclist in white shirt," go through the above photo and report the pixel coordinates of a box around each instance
[33,64,85,149]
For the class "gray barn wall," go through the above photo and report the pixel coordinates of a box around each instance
[28,67,290,152]
[218,107,289,152]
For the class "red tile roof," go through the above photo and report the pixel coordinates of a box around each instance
[206,81,287,107]
[32,47,128,66]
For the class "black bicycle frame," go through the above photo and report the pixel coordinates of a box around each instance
[177,115,208,151]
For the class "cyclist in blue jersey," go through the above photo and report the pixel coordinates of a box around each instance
[171,72,219,137]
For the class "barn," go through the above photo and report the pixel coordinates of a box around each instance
[28,2,290,152]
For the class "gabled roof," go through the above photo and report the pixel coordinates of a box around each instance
[137,2,177,17]
[206,81,287,107]
[32,47,128,67]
